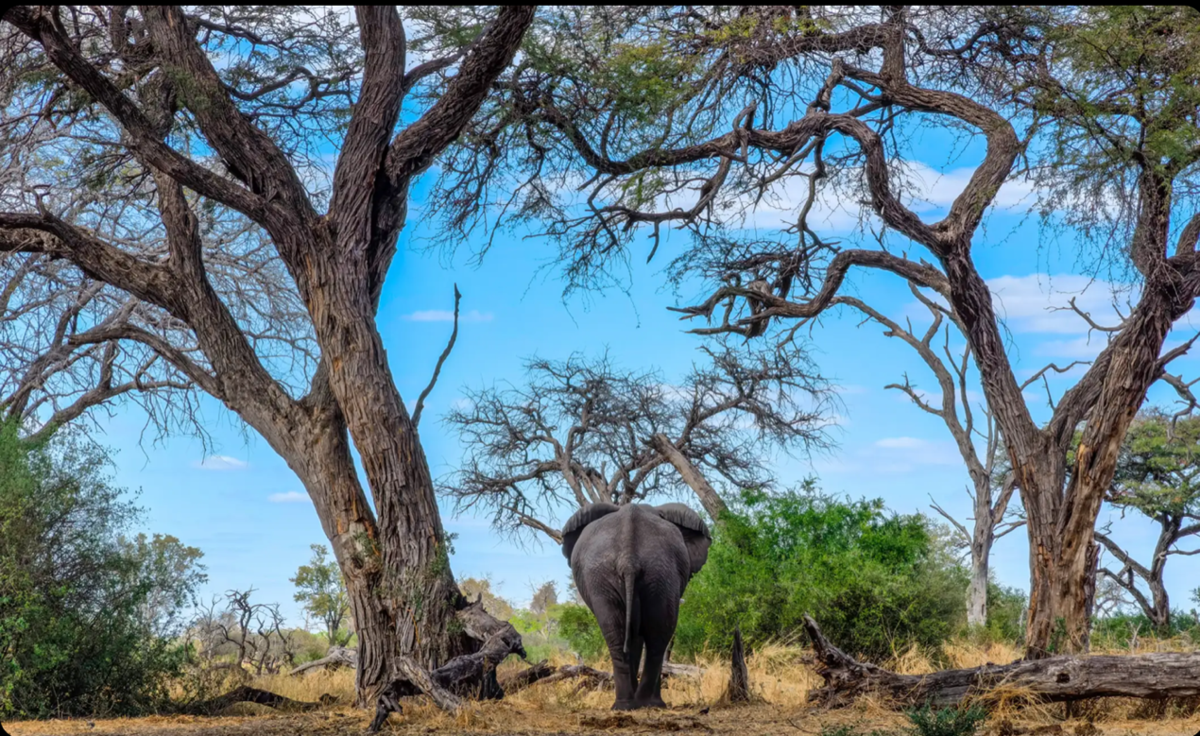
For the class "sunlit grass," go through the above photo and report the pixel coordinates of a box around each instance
[4,637,1199,735]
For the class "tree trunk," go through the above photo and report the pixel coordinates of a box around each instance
[649,433,728,520]
[1022,480,1099,659]
[966,478,995,629]
[803,615,1200,707]
[302,243,472,677]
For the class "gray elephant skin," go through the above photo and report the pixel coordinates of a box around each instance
[561,502,711,710]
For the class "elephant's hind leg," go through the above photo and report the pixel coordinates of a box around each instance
[592,601,637,709]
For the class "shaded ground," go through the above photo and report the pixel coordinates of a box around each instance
[5,702,1199,736]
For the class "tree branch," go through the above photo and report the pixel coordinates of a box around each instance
[413,285,461,429]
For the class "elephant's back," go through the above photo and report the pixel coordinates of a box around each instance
[570,505,690,602]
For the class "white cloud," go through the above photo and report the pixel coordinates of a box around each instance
[268,491,310,504]
[404,309,494,323]
[986,274,1129,335]
[733,159,1038,236]
[194,455,248,471]
[903,162,1037,212]
[872,436,962,468]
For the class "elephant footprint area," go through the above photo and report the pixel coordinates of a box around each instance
[578,712,711,732]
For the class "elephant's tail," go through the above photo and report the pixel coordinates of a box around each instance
[622,571,636,654]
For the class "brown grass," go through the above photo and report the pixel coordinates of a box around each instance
[4,638,1199,736]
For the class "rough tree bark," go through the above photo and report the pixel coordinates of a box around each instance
[0,4,535,705]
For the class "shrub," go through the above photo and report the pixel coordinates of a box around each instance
[674,482,969,662]
[906,705,988,736]
[0,423,205,718]
[981,583,1027,644]
[553,602,607,660]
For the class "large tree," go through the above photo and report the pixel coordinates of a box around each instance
[442,347,831,539]
[431,6,1200,656]
[0,5,534,702]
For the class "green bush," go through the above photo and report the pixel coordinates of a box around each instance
[906,705,987,736]
[0,422,205,718]
[1091,610,1200,649]
[980,583,1027,644]
[675,482,968,662]
[553,602,607,660]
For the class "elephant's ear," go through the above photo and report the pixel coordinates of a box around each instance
[654,503,712,576]
[561,502,620,560]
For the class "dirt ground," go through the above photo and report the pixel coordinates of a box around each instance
[4,703,1199,736]
[5,641,1199,736]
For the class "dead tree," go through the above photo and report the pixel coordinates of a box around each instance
[1095,410,1200,632]
[836,288,1023,628]
[432,6,1200,656]
[190,589,297,675]
[0,4,534,704]
[442,348,832,539]
[719,626,753,705]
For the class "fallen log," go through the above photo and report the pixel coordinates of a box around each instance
[497,659,556,694]
[662,662,705,679]
[803,615,1200,707]
[289,645,357,676]
[182,685,335,715]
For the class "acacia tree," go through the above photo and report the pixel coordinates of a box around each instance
[432,6,1200,656]
[442,348,831,539]
[1095,410,1200,633]
[0,5,534,702]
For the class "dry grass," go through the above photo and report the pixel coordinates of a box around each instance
[4,638,1199,736]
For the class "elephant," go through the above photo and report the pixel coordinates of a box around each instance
[561,501,711,710]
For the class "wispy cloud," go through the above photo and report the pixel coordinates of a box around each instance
[194,455,248,471]
[403,309,494,323]
[268,491,310,504]
[987,274,1129,335]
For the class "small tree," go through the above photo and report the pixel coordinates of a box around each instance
[443,348,832,540]
[1095,410,1200,633]
[291,544,351,648]
[191,588,298,675]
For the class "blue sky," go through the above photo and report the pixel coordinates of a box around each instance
[91,111,1200,630]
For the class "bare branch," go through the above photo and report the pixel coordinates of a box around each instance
[412,285,461,429]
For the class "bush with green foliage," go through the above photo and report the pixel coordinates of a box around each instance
[0,422,205,718]
[980,583,1027,644]
[675,483,969,662]
[905,705,987,736]
[1091,610,1200,649]
[552,602,608,660]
